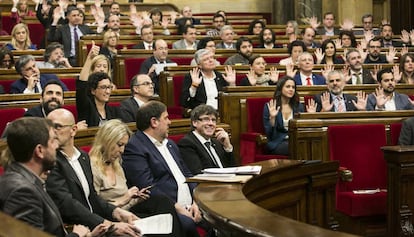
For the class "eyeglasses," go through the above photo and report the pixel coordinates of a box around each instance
[198,117,217,123]
[97,85,114,90]
[369,45,381,49]
[54,123,73,130]
[213,20,224,23]
[135,82,155,87]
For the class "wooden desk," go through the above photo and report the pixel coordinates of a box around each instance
[193,159,359,236]
[382,145,414,237]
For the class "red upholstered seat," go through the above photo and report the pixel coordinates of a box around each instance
[240,97,288,164]
[124,58,146,87]
[60,78,76,91]
[0,80,17,94]
[390,123,402,145]
[170,57,192,65]
[0,166,4,176]
[167,75,186,119]
[62,104,78,122]
[168,134,185,144]
[0,107,26,135]
[263,55,290,64]
[328,124,387,217]
[79,145,92,153]
[28,23,45,48]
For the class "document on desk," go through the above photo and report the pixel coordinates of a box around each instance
[202,165,262,175]
[187,174,253,183]
[133,214,172,235]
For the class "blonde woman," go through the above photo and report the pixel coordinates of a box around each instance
[11,0,35,24]
[5,23,37,50]
[99,30,119,68]
[90,119,186,236]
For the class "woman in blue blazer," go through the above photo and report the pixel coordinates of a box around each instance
[263,76,315,155]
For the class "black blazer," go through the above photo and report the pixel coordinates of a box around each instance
[347,69,376,85]
[48,24,94,59]
[0,162,73,237]
[46,149,116,229]
[178,132,234,175]
[120,97,140,123]
[313,92,358,112]
[399,117,414,145]
[180,70,229,110]
[139,56,174,94]
[132,42,145,49]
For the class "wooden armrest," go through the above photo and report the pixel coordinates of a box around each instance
[338,167,353,182]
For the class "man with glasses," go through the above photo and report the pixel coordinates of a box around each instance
[132,24,154,50]
[120,74,155,123]
[139,39,177,94]
[178,104,234,175]
[364,37,395,64]
[354,14,380,36]
[206,13,225,37]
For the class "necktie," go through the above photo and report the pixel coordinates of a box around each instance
[148,45,152,50]
[336,96,345,112]
[74,26,79,42]
[354,73,362,85]
[204,141,219,167]
[306,77,312,86]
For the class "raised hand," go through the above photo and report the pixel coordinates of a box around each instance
[321,64,334,79]
[342,64,351,82]
[190,67,202,87]
[370,64,383,82]
[392,64,402,83]
[89,40,100,59]
[285,63,297,78]
[314,48,324,64]
[374,87,389,108]
[340,18,354,31]
[364,30,374,42]
[269,67,279,83]
[320,91,333,112]
[401,46,409,56]
[306,98,317,112]
[359,38,368,50]
[333,38,342,49]
[352,91,367,111]
[400,30,411,44]
[409,30,414,45]
[386,46,396,64]
[381,19,390,26]
[246,68,257,86]
[267,99,280,127]
[357,44,368,62]
[308,16,320,30]
[223,65,236,86]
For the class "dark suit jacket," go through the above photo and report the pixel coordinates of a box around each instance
[316,27,341,35]
[381,39,404,47]
[10,74,68,94]
[293,73,326,86]
[215,42,235,49]
[24,104,44,117]
[313,92,358,112]
[132,42,145,49]
[175,17,201,26]
[347,69,376,84]
[120,97,139,123]
[263,103,304,152]
[122,131,196,203]
[177,132,234,174]
[366,92,414,111]
[364,54,388,64]
[0,162,73,237]
[48,24,94,60]
[46,149,116,229]
[139,56,174,94]
[180,70,229,109]
[399,117,414,145]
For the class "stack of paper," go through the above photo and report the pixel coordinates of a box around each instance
[133,214,172,235]
[202,165,262,175]
[187,174,253,183]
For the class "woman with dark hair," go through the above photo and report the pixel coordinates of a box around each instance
[263,76,315,155]
[339,30,357,48]
[397,53,414,84]
[240,55,279,86]
[149,8,171,35]
[0,47,15,69]
[315,39,345,65]
[248,19,265,35]
[279,40,307,65]
[190,37,220,66]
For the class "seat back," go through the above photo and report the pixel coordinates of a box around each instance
[246,97,270,133]
[0,108,26,135]
[390,123,402,145]
[328,124,387,191]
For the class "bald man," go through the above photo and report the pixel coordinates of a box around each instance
[120,74,155,123]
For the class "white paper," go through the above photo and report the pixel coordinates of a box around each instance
[202,165,262,175]
[133,213,172,235]
[155,63,178,75]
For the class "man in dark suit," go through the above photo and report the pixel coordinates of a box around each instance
[399,117,414,145]
[46,109,141,237]
[0,117,91,237]
[314,70,367,112]
[178,105,234,174]
[257,28,281,49]
[132,24,154,50]
[312,13,341,36]
[10,54,68,94]
[301,27,321,49]
[380,24,405,47]
[181,49,236,111]
[215,25,235,49]
[174,6,201,26]
[120,74,154,123]
[364,37,395,64]
[292,52,325,86]
[122,101,201,237]
[139,39,176,94]
[24,80,64,117]
[345,49,376,85]
[366,68,414,111]
[48,6,94,66]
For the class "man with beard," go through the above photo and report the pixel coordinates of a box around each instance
[345,49,376,84]
[224,37,253,65]
[380,24,404,48]
[313,70,367,112]
[366,68,414,111]
[37,43,72,69]
[24,80,64,117]
[258,28,280,49]
[178,104,234,175]
[0,117,97,237]
[364,37,396,64]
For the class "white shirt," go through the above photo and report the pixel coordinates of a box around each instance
[133,97,145,107]
[145,133,193,207]
[189,71,219,109]
[350,69,363,85]
[300,73,313,86]
[70,25,83,57]
[192,131,223,168]
[23,81,42,94]
[61,148,93,212]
